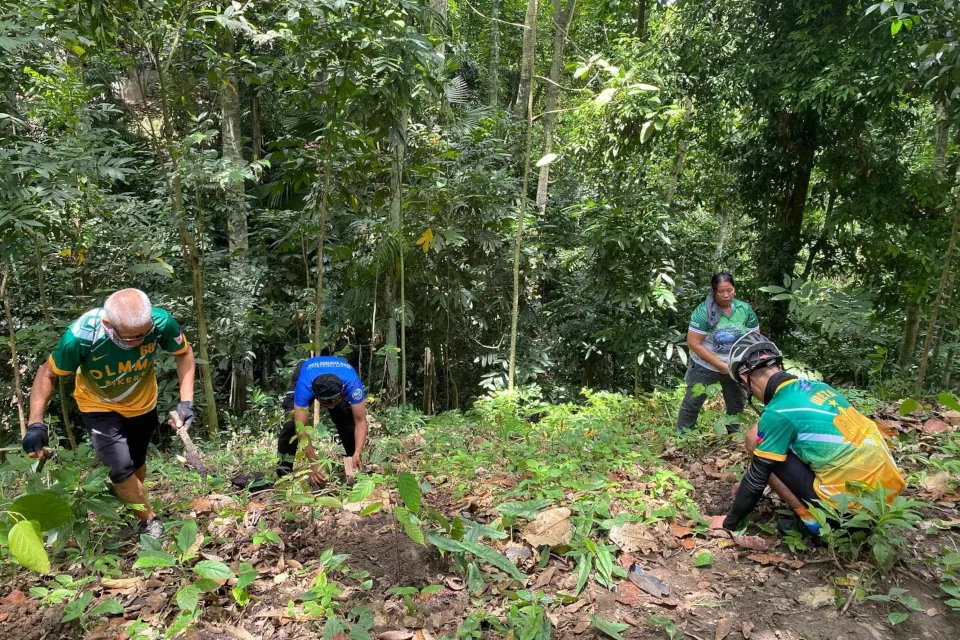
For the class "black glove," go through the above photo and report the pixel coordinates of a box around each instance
[175,401,194,428]
[22,423,49,453]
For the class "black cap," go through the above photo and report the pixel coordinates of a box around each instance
[312,373,344,403]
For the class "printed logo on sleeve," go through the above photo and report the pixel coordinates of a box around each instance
[352,388,363,401]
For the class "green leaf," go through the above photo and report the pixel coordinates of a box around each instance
[427,534,463,552]
[61,591,93,622]
[888,611,908,625]
[236,563,258,590]
[177,520,198,557]
[133,550,177,570]
[360,502,383,516]
[87,597,124,618]
[395,507,426,545]
[193,560,234,580]
[573,554,592,596]
[397,473,422,514]
[421,584,443,595]
[164,611,199,639]
[891,19,902,35]
[10,492,71,532]
[193,578,221,593]
[346,475,375,504]
[941,582,960,599]
[694,552,713,568]
[640,120,654,143]
[899,398,919,415]
[594,87,617,106]
[176,585,201,612]
[9,520,50,573]
[590,615,629,640]
[899,596,922,611]
[232,587,250,606]
[315,496,343,509]
[456,540,525,582]
[938,393,960,412]
[498,499,553,520]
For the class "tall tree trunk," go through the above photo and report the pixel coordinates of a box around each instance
[33,237,76,449]
[153,63,220,435]
[1,263,26,438]
[221,29,250,416]
[929,267,955,370]
[489,0,501,107]
[801,189,837,280]
[514,0,539,115]
[758,111,818,342]
[916,166,960,393]
[508,8,538,389]
[664,100,693,208]
[369,271,378,386]
[385,110,408,401]
[535,0,576,216]
[899,305,921,367]
[636,0,648,39]
[313,146,332,355]
[251,87,263,159]
[942,342,956,389]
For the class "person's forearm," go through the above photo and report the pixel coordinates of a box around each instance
[723,457,775,530]
[28,363,58,424]
[353,417,367,458]
[176,346,195,402]
[689,341,727,371]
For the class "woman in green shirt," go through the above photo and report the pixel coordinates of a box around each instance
[676,272,760,432]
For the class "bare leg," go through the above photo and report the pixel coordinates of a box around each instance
[113,471,155,522]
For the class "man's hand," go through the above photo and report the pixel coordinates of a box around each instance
[309,463,327,486]
[351,452,362,473]
[167,400,194,429]
[23,422,50,459]
[717,361,730,375]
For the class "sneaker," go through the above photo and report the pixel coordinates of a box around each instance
[140,517,164,540]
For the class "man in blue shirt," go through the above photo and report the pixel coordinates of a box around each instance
[277,355,368,484]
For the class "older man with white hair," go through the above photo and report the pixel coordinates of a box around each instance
[25,288,196,539]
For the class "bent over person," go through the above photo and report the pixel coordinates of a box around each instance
[277,355,368,484]
[710,333,905,537]
[25,289,196,539]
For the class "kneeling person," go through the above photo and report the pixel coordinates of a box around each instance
[710,333,905,536]
[277,355,368,483]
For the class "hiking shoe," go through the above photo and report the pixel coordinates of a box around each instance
[140,517,164,540]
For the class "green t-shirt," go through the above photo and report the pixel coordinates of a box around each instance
[755,378,904,502]
[687,298,759,371]
[48,307,190,417]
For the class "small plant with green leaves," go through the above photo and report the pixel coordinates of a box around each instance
[505,590,552,640]
[929,549,960,611]
[808,484,924,570]
[867,586,924,626]
[648,615,684,639]
[386,584,444,616]
[29,573,96,605]
[61,591,125,630]
[252,520,282,546]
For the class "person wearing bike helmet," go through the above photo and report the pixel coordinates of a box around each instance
[708,333,905,536]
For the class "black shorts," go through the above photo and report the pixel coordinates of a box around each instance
[773,451,820,507]
[81,408,158,483]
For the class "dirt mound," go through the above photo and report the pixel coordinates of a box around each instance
[0,593,74,640]
[284,511,448,592]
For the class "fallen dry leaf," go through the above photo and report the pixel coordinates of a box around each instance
[1,591,27,604]
[943,410,960,426]
[531,566,557,590]
[610,523,658,554]
[377,631,415,640]
[923,418,950,435]
[0,612,9,622]
[875,419,900,439]
[926,607,939,617]
[746,553,803,569]
[224,626,257,640]
[615,581,644,607]
[669,522,693,538]
[796,585,835,609]
[523,507,573,548]
[742,621,753,639]
[703,463,738,482]
[715,617,733,640]
[190,498,214,513]
[101,577,143,590]
[923,471,952,498]
[681,538,696,550]
[730,534,773,551]
[617,552,637,569]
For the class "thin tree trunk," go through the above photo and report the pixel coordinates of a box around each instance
[489,0,501,107]
[942,343,956,388]
[535,0,576,216]
[508,21,537,389]
[221,29,250,416]
[636,0,648,39]
[400,231,407,405]
[899,305,921,367]
[154,63,220,435]
[916,166,960,392]
[313,146,332,355]
[385,110,408,401]
[801,189,837,280]
[369,271,378,386]
[514,0,539,115]
[33,237,76,449]
[1,263,26,438]
[251,87,263,159]
[930,268,955,367]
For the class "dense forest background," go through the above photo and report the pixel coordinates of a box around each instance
[2,0,960,441]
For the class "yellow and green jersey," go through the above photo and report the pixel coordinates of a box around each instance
[755,378,905,503]
[48,307,190,417]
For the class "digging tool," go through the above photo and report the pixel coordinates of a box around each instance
[167,411,209,477]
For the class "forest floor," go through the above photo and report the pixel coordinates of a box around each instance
[2,390,959,640]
